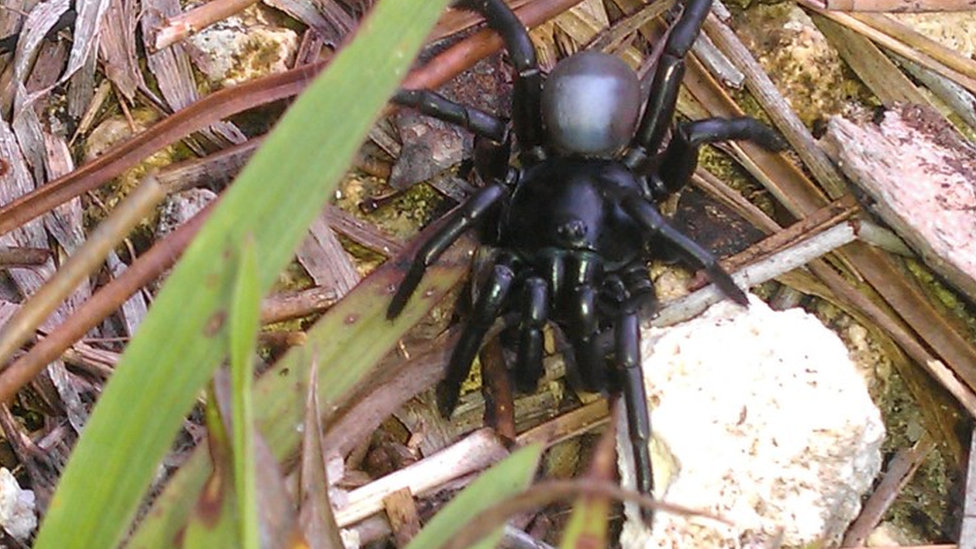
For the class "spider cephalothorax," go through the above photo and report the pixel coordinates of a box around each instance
[387,0,784,514]
[541,50,642,155]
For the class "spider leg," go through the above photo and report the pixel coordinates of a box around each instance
[563,254,607,392]
[437,258,516,417]
[392,89,507,143]
[542,252,567,302]
[392,88,513,182]
[456,0,545,158]
[387,183,508,319]
[617,307,655,519]
[625,0,713,169]
[620,260,658,316]
[621,194,748,305]
[650,117,787,198]
[514,276,549,392]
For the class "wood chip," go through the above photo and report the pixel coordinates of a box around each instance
[382,488,421,548]
[98,0,145,100]
[822,104,976,299]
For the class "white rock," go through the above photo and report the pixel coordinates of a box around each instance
[619,295,884,548]
[0,467,36,542]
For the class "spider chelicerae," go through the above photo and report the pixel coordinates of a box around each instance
[385,0,784,512]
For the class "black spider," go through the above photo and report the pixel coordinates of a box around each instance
[386,0,784,513]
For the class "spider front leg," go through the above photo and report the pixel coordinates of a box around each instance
[650,117,787,199]
[621,194,748,305]
[455,0,545,157]
[387,183,508,319]
[436,255,516,417]
[392,89,508,144]
[391,89,512,183]
[625,0,714,169]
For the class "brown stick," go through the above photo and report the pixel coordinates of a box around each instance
[798,0,976,11]
[0,62,322,238]
[807,8,976,95]
[151,0,260,51]
[402,0,586,91]
[0,178,165,367]
[841,437,935,546]
[0,246,51,267]
[480,338,517,441]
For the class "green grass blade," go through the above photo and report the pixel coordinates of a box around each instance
[405,444,543,549]
[126,241,472,548]
[33,1,452,547]
[182,394,236,548]
[230,237,260,549]
[559,493,610,549]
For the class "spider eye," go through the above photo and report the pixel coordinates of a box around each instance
[541,50,641,156]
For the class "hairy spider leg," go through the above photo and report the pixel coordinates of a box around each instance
[651,117,787,198]
[436,258,516,417]
[387,183,508,319]
[624,0,714,169]
[456,0,545,159]
[563,254,609,392]
[621,194,748,305]
[514,276,549,392]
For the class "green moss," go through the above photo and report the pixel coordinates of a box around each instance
[904,258,976,342]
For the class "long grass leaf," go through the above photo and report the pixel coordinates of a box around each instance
[405,444,542,549]
[230,237,260,549]
[33,1,452,547]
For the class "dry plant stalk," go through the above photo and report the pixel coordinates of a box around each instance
[333,428,509,526]
[797,0,976,11]
[151,0,261,51]
[0,177,165,367]
[810,8,976,95]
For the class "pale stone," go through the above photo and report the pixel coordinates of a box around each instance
[0,468,36,542]
[620,295,884,548]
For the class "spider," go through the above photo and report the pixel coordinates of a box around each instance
[386,0,784,510]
